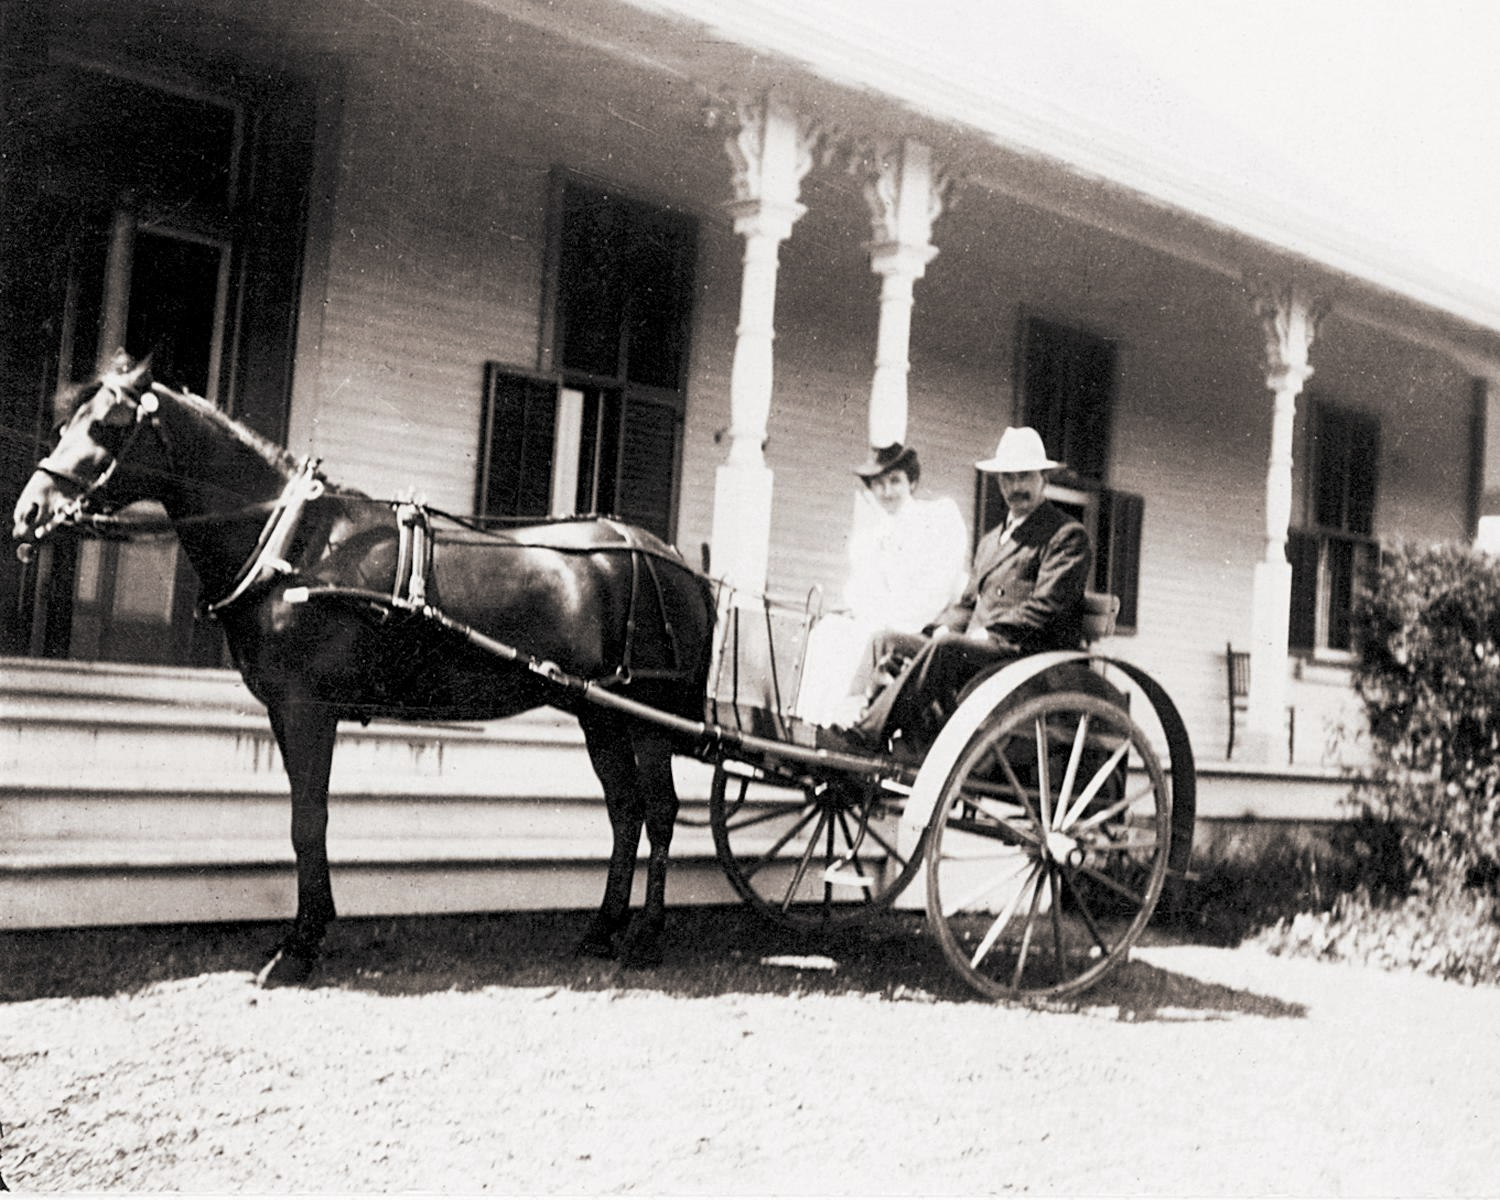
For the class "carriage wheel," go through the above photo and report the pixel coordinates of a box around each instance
[924,691,1171,1001]
[709,762,921,931]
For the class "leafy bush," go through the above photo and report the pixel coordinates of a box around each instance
[1351,541,1500,884]
[1245,542,1500,985]
[1256,881,1500,986]
[1171,815,1407,946]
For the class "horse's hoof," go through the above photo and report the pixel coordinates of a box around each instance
[255,945,317,988]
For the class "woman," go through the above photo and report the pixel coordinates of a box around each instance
[794,443,968,727]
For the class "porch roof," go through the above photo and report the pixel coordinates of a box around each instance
[524,0,1500,365]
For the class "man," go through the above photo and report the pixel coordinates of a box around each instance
[838,425,1094,753]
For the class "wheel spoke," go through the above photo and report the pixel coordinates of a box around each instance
[989,742,1047,831]
[1081,829,1159,855]
[954,794,1043,848]
[969,861,1043,968]
[1034,715,1053,829]
[1008,869,1049,989]
[781,806,831,911]
[1058,736,1132,830]
[739,805,821,882]
[827,808,877,890]
[726,799,817,835]
[1070,857,1149,909]
[1071,777,1158,835]
[1058,865,1113,954]
[1047,864,1067,970]
[940,846,1035,919]
[857,815,911,868]
[1052,712,1089,829]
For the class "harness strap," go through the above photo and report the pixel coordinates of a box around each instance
[598,517,687,684]
[203,457,325,615]
[393,501,433,607]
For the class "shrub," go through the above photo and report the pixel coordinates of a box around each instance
[1350,541,1500,888]
[1225,543,1500,986]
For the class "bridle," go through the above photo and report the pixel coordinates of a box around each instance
[22,372,328,615]
[29,377,177,542]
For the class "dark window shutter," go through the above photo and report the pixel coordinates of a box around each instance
[614,396,679,540]
[478,364,559,520]
[1287,529,1320,651]
[1096,488,1143,631]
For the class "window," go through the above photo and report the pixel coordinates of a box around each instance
[1289,403,1380,654]
[983,314,1141,631]
[477,177,696,541]
[1021,315,1115,486]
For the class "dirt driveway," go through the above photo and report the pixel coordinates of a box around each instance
[2,914,1498,1194]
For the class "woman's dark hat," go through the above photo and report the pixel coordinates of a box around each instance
[854,443,919,480]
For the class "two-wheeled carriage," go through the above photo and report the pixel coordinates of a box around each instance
[12,357,1194,1000]
[694,588,1196,1001]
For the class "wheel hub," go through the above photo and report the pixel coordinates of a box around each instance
[1044,829,1079,864]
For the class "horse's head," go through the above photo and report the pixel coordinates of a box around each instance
[11,353,173,549]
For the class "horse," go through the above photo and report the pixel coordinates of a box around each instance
[11,356,717,985]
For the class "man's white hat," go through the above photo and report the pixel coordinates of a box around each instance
[976,426,1064,473]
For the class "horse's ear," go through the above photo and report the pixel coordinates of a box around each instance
[126,354,154,393]
[100,350,152,389]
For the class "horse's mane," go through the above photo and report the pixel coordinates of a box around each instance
[155,382,302,475]
[62,361,303,477]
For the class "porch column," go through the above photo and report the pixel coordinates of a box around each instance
[709,94,818,591]
[1246,278,1327,759]
[855,138,945,447]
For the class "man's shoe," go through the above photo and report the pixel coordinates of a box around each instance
[815,723,874,755]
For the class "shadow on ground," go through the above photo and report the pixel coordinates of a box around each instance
[0,906,1305,1020]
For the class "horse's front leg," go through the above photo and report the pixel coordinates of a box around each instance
[576,712,642,960]
[619,728,678,969]
[257,703,340,987]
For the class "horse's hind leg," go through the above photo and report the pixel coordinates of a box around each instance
[618,725,679,969]
[576,711,642,960]
[257,703,340,987]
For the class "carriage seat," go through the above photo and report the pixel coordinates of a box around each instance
[1080,592,1120,643]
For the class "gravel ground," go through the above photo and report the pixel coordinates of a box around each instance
[3,916,1499,1195]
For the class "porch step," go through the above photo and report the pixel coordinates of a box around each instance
[0,656,732,929]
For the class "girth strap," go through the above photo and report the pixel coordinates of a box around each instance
[600,517,685,684]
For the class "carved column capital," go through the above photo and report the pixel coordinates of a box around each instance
[1246,276,1330,393]
[850,136,949,262]
[712,92,827,216]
